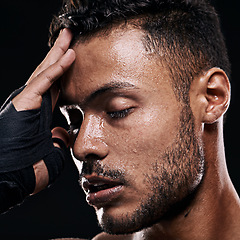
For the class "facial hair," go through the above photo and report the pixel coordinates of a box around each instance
[79,105,205,235]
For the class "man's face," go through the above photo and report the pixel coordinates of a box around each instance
[60,27,204,234]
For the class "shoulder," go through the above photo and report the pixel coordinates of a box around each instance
[92,232,133,240]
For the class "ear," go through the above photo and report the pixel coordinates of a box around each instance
[202,68,231,124]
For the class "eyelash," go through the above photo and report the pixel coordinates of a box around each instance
[67,107,133,134]
[107,108,133,119]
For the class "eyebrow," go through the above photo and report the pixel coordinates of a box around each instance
[60,81,139,107]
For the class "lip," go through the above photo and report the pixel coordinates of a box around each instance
[81,176,124,206]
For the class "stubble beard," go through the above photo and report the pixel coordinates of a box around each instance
[98,105,205,235]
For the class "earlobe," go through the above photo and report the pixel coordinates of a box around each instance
[202,68,231,124]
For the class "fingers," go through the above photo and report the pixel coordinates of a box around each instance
[47,28,74,66]
[28,48,75,98]
[12,28,75,111]
[12,49,76,111]
[27,28,73,84]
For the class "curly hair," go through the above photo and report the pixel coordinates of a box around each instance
[49,0,230,104]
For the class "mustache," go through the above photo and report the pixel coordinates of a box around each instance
[79,161,127,183]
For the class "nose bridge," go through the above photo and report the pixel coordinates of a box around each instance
[82,114,103,139]
[73,113,108,161]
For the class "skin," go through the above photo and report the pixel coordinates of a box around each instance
[61,27,205,235]
[12,29,75,193]
[12,27,240,239]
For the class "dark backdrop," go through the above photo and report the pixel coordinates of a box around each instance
[0,1,239,239]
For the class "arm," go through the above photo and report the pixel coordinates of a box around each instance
[0,29,75,213]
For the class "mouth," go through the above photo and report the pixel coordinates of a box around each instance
[81,176,124,207]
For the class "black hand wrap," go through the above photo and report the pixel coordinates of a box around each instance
[0,86,67,213]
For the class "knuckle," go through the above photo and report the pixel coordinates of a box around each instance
[44,73,56,85]
[58,63,66,74]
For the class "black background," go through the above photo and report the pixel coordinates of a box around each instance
[0,1,239,239]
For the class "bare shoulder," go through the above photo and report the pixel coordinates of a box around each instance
[93,232,132,240]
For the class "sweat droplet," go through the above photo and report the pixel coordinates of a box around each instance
[132,148,137,153]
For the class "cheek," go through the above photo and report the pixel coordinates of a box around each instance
[105,107,180,176]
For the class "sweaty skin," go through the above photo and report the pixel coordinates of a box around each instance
[59,26,240,240]
[11,25,240,239]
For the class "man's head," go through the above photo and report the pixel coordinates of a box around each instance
[50,0,231,235]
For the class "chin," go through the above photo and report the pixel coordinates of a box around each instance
[94,184,202,235]
[95,204,162,235]
[95,207,141,235]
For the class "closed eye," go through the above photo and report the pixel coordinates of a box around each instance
[107,108,133,119]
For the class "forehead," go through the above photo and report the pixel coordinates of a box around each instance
[61,26,169,105]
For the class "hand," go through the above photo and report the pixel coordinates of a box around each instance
[12,28,76,194]
[12,28,75,111]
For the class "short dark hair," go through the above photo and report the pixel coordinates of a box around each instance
[49,0,231,104]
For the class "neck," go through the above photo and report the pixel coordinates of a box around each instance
[134,119,240,240]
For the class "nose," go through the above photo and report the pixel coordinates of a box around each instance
[72,114,109,162]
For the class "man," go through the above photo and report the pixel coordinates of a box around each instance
[0,0,239,239]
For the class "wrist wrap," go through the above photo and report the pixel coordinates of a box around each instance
[0,86,67,212]
[0,86,54,172]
